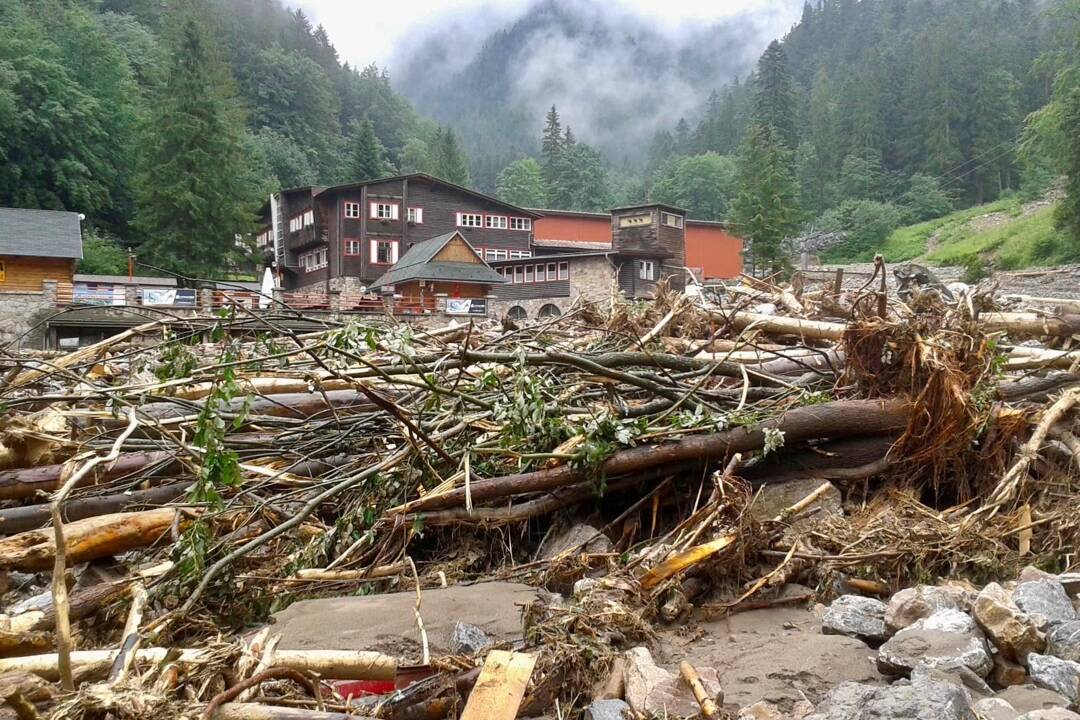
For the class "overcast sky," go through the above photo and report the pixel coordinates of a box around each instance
[292,0,791,69]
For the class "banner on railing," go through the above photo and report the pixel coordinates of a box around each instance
[73,283,125,306]
[445,298,487,316]
[142,288,197,306]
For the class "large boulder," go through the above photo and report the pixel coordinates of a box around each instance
[886,584,976,635]
[1026,654,1080,705]
[996,685,1071,713]
[972,698,1020,720]
[623,647,721,718]
[803,665,976,720]
[823,595,888,644]
[1048,622,1080,664]
[877,609,992,678]
[1017,710,1080,719]
[584,698,630,720]
[1014,582,1077,631]
[974,583,1047,663]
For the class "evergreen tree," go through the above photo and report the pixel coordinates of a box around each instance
[651,152,738,221]
[134,6,254,280]
[398,137,434,174]
[496,157,548,208]
[751,40,798,149]
[733,123,800,276]
[540,105,564,188]
[431,126,471,186]
[1057,85,1080,241]
[347,118,393,181]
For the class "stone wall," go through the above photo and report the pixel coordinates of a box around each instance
[0,281,58,349]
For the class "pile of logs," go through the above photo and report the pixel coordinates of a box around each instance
[0,269,1076,719]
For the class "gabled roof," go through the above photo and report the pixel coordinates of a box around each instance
[370,231,508,289]
[0,207,83,259]
[317,174,543,219]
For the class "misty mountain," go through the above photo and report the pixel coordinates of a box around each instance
[393,0,803,190]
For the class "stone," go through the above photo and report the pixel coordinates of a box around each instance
[1048,622,1080,663]
[997,685,1071,713]
[973,698,1020,720]
[878,610,993,678]
[1017,711,1080,719]
[1058,575,1080,598]
[803,669,976,720]
[1021,568,1061,584]
[584,698,630,720]
[1027,654,1080,704]
[974,583,1047,663]
[623,646,721,718]
[739,701,784,720]
[886,584,976,635]
[994,653,1030,688]
[750,478,843,532]
[540,523,612,560]
[448,621,490,655]
[1014,582,1077,630]
[822,594,888,643]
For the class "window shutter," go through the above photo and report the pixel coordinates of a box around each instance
[370,202,379,218]
[415,208,423,223]
[391,242,399,263]
[390,204,399,220]
[370,240,378,260]
[456,212,463,226]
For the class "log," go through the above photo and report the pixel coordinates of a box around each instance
[0,483,189,535]
[0,450,178,501]
[639,534,736,590]
[724,312,846,341]
[981,312,1080,337]
[0,508,186,571]
[0,647,396,683]
[212,706,372,720]
[5,576,136,633]
[400,398,911,515]
[139,390,382,421]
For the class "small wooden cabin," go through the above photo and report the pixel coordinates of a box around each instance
[0,208,83,291]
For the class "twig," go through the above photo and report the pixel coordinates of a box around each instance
[406,557,429,665]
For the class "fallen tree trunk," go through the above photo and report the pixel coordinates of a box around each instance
[0,482,189,535]
[981,312,1080,337]
[139,389,382,421]
[0,450,179,501]
[0,647,396,683]
[0,508,188,571]
[212,706,371,720]
[397,398,911,515]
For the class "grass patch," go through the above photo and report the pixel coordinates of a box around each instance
[925,205,1076,269]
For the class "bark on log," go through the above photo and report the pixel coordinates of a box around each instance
[0,483,189,535]
[0,451,178,501]
[0,647,396,683]
[981,312,1080,337]
[0,508,186,571]
[139,390,382,421]
[996,373,1080,402]
[742,436,896,484]
[6,577,136,633]
[400,398,911,515]
[211,706,372,720]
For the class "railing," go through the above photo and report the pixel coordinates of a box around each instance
[211,290,261,310]
[337,294,388,314]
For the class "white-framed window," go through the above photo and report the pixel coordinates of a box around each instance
[510,217,531,231]
[558,262,569,280]
[370,239,398,264]
[547,263,557,281]
[513,265,524,284]
[289,215,303,233]
[639,260,655,280]
[345,238,362,256]
[371,202,399,220]
[509,250,532,259]
[407,207,423,223]
[535,263,546,281]
[485,215,508,229]
[304,210,314,227]
[524,265,533,282]
[662,212,683,228]
[344,202,361,219]
[300,248,328,272]
[457,212,483,228]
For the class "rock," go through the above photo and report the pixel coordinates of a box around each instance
[974,583,1047,663]
[886,584,976,635]
[739,701,784,719]
[1027,654,1080,704]
[1017,711,1080,719]
[804,668,976,720]
[921,664,995,699]
[540,523,612,560]
[1022,568,1061,584]
[994,653,1030,688]
[750,478,842,532]
[1048,622,1080,663]
[878,609,992,678]
[623,647,721,718]
[1014,582,1077,630]
[1058,575,1080,598]
[822,595,888,643]
[585,698,630,720]
[448,621,490,655]
[973,698,1020,720]
[997,684,1071,713]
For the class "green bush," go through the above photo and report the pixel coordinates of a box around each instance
[818,200,903,260]
[77,228,129,275]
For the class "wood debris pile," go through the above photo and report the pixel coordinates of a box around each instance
[0,263,1077,719]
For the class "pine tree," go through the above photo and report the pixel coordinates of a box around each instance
[347,118,392,181]
[495,156,548,208]
[751,40,798,149]
[431,126,471,186]
[1057,86,1080,242]
[540,105,564,189]
[134,7,255,280]
[733,123,800,276]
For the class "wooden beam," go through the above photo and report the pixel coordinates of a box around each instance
[459,651,537,720]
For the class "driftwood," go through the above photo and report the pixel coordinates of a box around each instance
[212,706,371,720]
[0,483,189,535]
[0,450,179,501]
[0,508,187,571]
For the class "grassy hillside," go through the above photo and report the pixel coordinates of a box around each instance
[822,196,1079,271]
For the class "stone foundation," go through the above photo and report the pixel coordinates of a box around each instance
[0,282,58,349]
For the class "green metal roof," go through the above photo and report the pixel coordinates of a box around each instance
[370,231,508,289]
